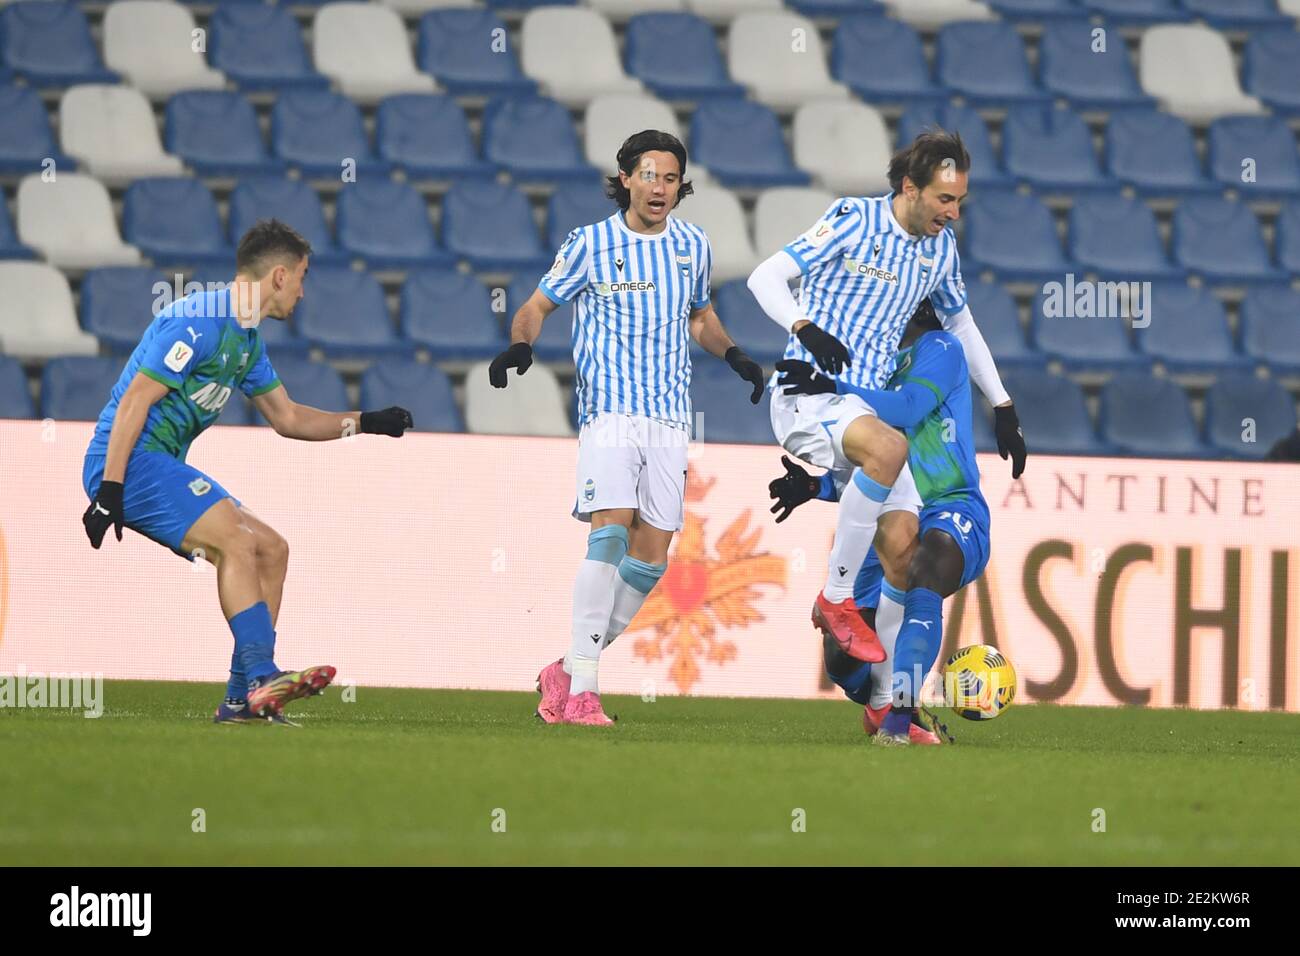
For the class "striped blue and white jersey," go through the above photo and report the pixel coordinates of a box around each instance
[539,212,712,428]
[780,194,967,391]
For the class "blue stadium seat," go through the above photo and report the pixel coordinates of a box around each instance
[335,179,452,270]
[1172,198,1285,285]
[361,360,464,434]
[401,268,506,360]
[375,94,495,181]
[0,189,36,260]
[1179,0,1291,29]
[1241,287,1300,374]
[1105,110,1217,197]
[790,0,885,14]
[441,181,551,273]
[964,280,1043,369]
[1278,202,1300,274]
[1002,368,1108,456]
[1100,374,1206,458]
[482,96,596,183]
[961,192,1077,284]
[936,21,1050,106]
[1002,105,1118,193]
[417,8,536,97]
[184,271,313,357]
[971,397,997,453]
[1207,116,1300,199]
[208,4,328,90]
[80,267,168,353]
[1204,373,1297,460]
[547,181,616,250]
[689,100,810,189]
[485,0,576,7]
[40,357,121,422]
[1068,194,1185,280]
[165,91,284,177]
[123,178,234,270]
[1243,30,1300,116]
[228,177,349,266]
[271,90,390,179]
[1031,287,1151,373]
[624,13,745,100]
[690,361,773,444]
[1136,281,1247,373]
[831,16,946,106]
[294,267,404,357]
[253,357,348,423]
[1038,19,1154,110]
[0,355,34,419]
[896,102,1014,191]
[507,274,572,363]
[986,0,1090,18]
[0,85,76,175]
[0,1,118,87]
[217,394,257,427]
[1078,0,1189,24]
[711,280,790,365]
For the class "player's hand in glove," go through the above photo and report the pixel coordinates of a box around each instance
[83,479,124,549]
[725,346,765,404]
[488,342,534,388]
[994,403,1027,479]
[775,359,837,397]
[795,322,851,375]
[360,406,414,437]
[768,455,821,523]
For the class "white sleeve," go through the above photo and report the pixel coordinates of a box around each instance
[746,250,806,333]
[939,304,1012,407]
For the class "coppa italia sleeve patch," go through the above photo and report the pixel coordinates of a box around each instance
[802,221,834,249]
[164,340,194,373]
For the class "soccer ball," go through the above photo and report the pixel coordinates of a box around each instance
[943,644,1016,721]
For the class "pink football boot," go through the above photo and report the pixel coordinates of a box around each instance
[562,691,615,726]
[535,659,570,724]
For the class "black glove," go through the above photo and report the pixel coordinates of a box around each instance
[488,342,534,388]
[768,455,821,524]
[360,406,414,437]
[775,359,837,397]
[795,322,851,375]
[1267,429,1300,461]
[724,346,765,404]
[83,480,124,549]
[994,403,1027,479]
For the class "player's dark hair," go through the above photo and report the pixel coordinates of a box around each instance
[888,129,971,194]
[912,297,943,333]
[604,130,694,211]
[235,219,312,278]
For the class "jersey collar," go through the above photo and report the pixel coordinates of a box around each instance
[614,210,673,242]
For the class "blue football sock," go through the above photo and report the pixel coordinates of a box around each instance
[891,587,944,712]
[229,602,278,682]
[224,649,246,702]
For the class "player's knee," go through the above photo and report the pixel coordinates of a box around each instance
[216,523,259,568]
[259,530,289,571]
[846,417,907,481]
[876,517,917,583]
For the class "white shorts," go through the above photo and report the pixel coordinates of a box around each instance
[573,413,689,532]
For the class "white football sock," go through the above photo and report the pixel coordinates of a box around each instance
[601,556,667,651]
[869,585,905,709]
[823,468,892,601]
[565,525,628,696]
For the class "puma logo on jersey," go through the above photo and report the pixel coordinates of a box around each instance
[189,381,233,413]
[907,619,933,630]
[187,325,203,343]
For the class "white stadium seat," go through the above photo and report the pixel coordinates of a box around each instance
[59,85,185,187]
[0,262,99,359]
[102,1,225,98]
[879,0,995,29]
[584,94,682,169]
[313,4,438,104]
[753,187,835,260]
[16,173,143,271]
[464,361,573,437]
[793,100,892,196]
[1279,0,1300,17]
[673,184,757,284]
[521,8,642,107]
[688,0,781,25]
[586,0,684,22]
[728,12,848,112]
[1140,25,1266,124]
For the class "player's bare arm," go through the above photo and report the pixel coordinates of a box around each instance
[488,288,559,387]
[251,384,411,440]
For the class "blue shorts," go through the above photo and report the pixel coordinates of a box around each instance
[853,498,990,606]
[83,450,239,560]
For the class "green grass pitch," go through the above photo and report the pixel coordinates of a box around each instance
[3,681,1298,865]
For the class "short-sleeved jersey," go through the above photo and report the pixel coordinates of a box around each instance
[86,287,280,461]
[780,194,967,392]
[539,212,712,428]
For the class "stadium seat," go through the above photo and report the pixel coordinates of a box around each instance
[15,173,143,270]
[689,100,810,189]
[1139,25,1266,123]
[293,268,405,357]
[1172,198,1284,285]
[1001,369,1107,456]
[547,181,616,251]
[1068,194,1185,280]
[165,91,285,177]
[727,11,849,111]
[0,356,34,419]
[380,0,479,12]
[271,90,391,179]
[896,102,1014,191]
[464,359,573,437]
[1135,281,1247,373]
[792,101,891,196]
[1205,374,1297,460]
[752,187,834,260]
[441,181,550,273]
[0,85,77,175]
[1242,29,1300,116]
[80,267,170,353]
[936,21,1049,106]
[0,262,97,358]
[971,396,996,453]
[1100,374,1205,458]
[216,393,257,427]
[878,0,997,29]
[0,190,36,260]
[40,357,122,422]
[789,0,886,14]
[335,179,452,270]
[961,192,1076,284]
[401,268,507,360]
[687,0,782,24]
[690,360,773,444]
[1207,116,1300,199]
[312,3,438,104]
[1037,20,1154,110]
[623,12,746,100]
[1241,287,1300,375]
[507,274,573,362]
[253,357,349,423]
[102,0,224,98]
[59,85,184,186]
[1104,110,1217,197]
[831,16,947,106]
[0,1,118,87]
[584,94,682,170]
[712,279,789,365]
[1002,105,1117,194]
[1279,203,1300,275]
[1180,0,1292,29]
[1078,0,1188,24]
[672,184,758,283]
[122,178,234,271]
[964,280,1043,369]
[376,94,494,181]
[228,178,349,266]
[417,8,536,96]
[985,0,1089,19]
[482,96,596,183]
[589,0,685,20]
[520,7,642,107]
[360,359,464,433]
[1031,286,1150,373]
[208,4,328,91]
